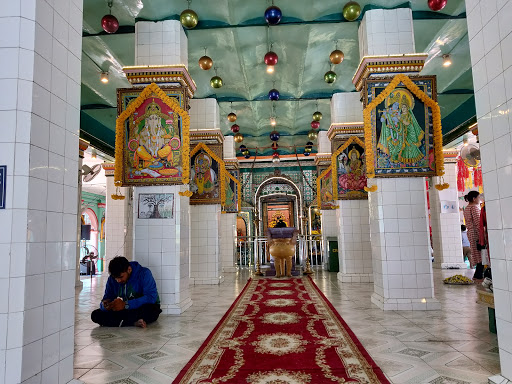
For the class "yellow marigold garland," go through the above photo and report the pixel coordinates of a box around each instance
[331,136,365,201]
[364,185,378,192]
[178,190,193,197]
[114,83,191,186]
[317,166,333,208]
[190,142,227,206]
[362,74,444,180]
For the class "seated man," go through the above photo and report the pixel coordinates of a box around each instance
[91,256,162,328]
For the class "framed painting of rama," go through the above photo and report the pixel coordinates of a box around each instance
[190,143,225,205]
[332,136,367,200]
[364,75,439,178]
[115,84,190,186]
[316,166,336,210]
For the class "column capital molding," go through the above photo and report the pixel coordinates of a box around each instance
[79,138,90,158]
[123,65,197,98]
[314,154,332,166]
[327,122,364,141]
[352,54,428,91]
[190,129,224,145]
[102,162,115,176]
[224,159,239,170]
[443,149,459,163]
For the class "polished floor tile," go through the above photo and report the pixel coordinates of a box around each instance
[73,267,500,384]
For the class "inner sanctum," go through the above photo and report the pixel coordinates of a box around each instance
[2,0,512,383]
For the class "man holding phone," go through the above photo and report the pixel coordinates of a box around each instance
[91,256,162,328]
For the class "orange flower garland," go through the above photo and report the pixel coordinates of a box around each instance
[364,185,378,192]
[362,74,444,181]
[330,136,365,200]
[114,83,191,186]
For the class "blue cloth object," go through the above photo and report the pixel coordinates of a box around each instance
[268,227,296,239]
[461,231,470,247]
[100,261,159,311]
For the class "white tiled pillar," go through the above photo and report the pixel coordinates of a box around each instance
[336,200,373,283]
[321,210,338,267]
[317,131,331,154]
[0,0,83,382]
[368,178,440,310]
[135,20,188,67]
[105,175,133,266]
[465,1,512,381]
[358,8,415,58]
[133,185,192,314]
[220,213,237,273]
[190,205,224,284]
[330,93,363,124]
[223,136,236,160]
[130,20,192,312]
[189,99,221,130]
[430,162,466,269]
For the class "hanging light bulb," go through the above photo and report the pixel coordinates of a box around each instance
[267,65,275,74]
[270,116,277,126]
[100,71,109,83]
[442,54,452,67]
[272,151,280,163]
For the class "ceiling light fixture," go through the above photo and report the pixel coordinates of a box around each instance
[442,54,452,67]
[100,71,109,83]
[266,65,275,74]
[270,116,276,126]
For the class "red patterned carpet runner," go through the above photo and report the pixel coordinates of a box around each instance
[173,277,389,383]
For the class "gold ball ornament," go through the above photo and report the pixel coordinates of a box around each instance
[180,9,198,29]
[234,133,244,143]
[228,112,237,122]
[198,55,213,70]
[342,1,361,22]
[210,76,223,88]
[312,111,323,121]
[329,49,345,65]
[308,130,318,140]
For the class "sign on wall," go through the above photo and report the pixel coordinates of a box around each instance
[138,193,174,219]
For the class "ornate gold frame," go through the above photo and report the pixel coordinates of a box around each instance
[223,171,241,213]
[316,166,335,209]
[114,83,190,186]
[330,136,366,201]
[190,142,227,206]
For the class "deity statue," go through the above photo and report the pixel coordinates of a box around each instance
[377,89,425,165]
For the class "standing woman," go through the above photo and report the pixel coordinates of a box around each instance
[463,191,483,280]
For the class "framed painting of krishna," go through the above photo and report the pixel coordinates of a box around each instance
[363,75,439,178]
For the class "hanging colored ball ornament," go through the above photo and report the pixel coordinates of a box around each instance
[329,50,345,65]
[272,142,279,150]
[303,151,310,156]
[304,146,312,153]
[268,89,280,101]
[312,111,323,121]
[242,149,250,156]
[342,1,361,21]
[231,124,240,133]
[180,8,198,29]
[272,152,280,163]
[264,5,282,25]
[428,0,448,11]
[234,133,244,143]
[324,71,337,84]
[198,55,213,70]
[308,130,318,140]
[101,14,119,33]
[269,130,280,142]
[311,121,320,129]
[264,51,279,66]
[244,154,251,159]
[210,76,223,88]
[239,145,247,152]
[228,112,237,122]
[306,141,314,148]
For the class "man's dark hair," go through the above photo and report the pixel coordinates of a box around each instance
[109,256,130,278]
[461,224,466,231]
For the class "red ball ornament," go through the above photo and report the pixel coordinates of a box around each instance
[231,124,240,133]
[264,51,278,66]
[272,142,279,150]
[428,0,448,11]
[101,14,119,34]
[311,121,320,129]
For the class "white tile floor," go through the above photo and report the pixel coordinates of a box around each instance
[74,268,500,384]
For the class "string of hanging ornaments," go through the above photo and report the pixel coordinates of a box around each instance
[324,41,345,84]
[180,0,199,29]
[101,0,119,34]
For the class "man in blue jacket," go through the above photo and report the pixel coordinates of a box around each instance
[91,256,162,328]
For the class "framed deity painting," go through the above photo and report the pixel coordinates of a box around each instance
[190,143,225,205]
[332,137,367,200]
[364,75,438,178]
[223,171,241,213]
[316,166,336,210]
[115,84,190,186]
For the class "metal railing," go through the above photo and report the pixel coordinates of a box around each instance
[235,235,324,271]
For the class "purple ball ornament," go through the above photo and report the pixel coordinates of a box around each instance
[269,130,280,142]
[303,151,311,156]
[311,121,320,129]
[244,153,251,159]
[265,5,282,25]
[239,145,247,152]
[231,124,240,133]
[268,89,280,101]
[101,14,119,33]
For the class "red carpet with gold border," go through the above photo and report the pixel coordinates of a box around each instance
[173,277,390,383]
